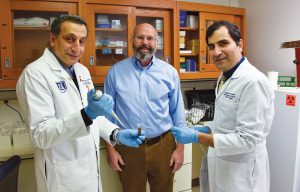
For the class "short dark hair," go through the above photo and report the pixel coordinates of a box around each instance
[206,20,241,46]
[50,15,88,36]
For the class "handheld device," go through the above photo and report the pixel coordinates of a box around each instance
[93,90,125,128]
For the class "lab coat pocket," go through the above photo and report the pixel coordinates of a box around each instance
[215,157,251,192]
[55,157,93,192]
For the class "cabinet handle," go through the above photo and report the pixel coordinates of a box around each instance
[165,56,170,63]
[4,58,11,68]
[201,52,206,64]
[89,56,94,66]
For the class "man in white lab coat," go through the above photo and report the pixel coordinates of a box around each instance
[171,20,274,192]
[16,15,145,192]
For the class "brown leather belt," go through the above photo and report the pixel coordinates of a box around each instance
[143,130,170,146]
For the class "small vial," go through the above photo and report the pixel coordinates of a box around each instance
[138,128,141,136]
[93,90,103,100]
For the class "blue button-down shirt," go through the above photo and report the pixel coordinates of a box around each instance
[104,56,186,138]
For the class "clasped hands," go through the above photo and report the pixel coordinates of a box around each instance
[171,126,210,144]
[84,89,145,148]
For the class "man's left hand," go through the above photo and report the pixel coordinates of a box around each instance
[170,144,184,173]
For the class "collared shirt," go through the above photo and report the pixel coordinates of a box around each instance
[61,63,75,78]
[223,56,245,81]
[104,56,186,138]
[48,47,74,77]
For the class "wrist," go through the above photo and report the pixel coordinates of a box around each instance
[84,107,95,119]
[112,128,121,144]
[194,130,199,143]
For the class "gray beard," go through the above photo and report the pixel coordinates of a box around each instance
[134,50,156,61]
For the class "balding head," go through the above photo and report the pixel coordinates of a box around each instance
[132,23,157,65]
[133,23,158,38]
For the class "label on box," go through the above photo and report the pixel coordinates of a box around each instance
[115,48,123,54]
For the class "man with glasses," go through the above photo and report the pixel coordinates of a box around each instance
[104,23,186,192]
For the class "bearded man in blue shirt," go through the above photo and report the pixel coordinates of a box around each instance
[104,23,186,192]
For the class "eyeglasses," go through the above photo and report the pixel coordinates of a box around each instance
[134,35,156,43]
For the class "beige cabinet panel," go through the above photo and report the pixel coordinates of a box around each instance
[100,148,122,192]
[174,163,192,192]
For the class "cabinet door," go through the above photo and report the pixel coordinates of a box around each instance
[84,4,134,84]
[135,8,172,64]
[176,2,245,81]
[177,8,225,80]
[0,0,77,89]
[84,5,172,84]
[199,12,234,72]
[178,11,234,80]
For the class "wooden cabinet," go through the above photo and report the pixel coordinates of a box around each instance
[83,2,173,84]
[0,0,174,88]
[0,0,78,89]
[175,2,246,80]
[0,0,246,88]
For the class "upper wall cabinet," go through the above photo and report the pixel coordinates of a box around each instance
[0,0,246,89]
[83,3,173,84]
[175,2,246,80]
[0,0,78,89]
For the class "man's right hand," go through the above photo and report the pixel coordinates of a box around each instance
[106,145,124,172]
[84,89,114,119]
[170,126,199,144]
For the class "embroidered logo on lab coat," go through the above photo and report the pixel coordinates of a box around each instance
[56,81,67,93]
[224,91,235,100]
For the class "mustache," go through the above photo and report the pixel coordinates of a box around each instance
[136,45,151,51]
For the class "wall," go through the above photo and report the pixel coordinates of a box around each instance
[0,100,22,122]
[240,0,299,76]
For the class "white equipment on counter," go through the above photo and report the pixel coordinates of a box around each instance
[0,121,33,158]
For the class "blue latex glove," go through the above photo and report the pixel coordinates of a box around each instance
[84,89,114,119]
[192,126,210,134]
[170,126,199,144]
[117,129,146,148]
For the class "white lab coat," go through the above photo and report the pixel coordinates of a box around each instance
[201,58,274,192]
[16,48,117,192]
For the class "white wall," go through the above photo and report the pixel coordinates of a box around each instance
[240,0,299,76]
[0,100,22,122]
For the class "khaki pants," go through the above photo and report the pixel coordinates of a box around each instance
[115,131,176,192]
